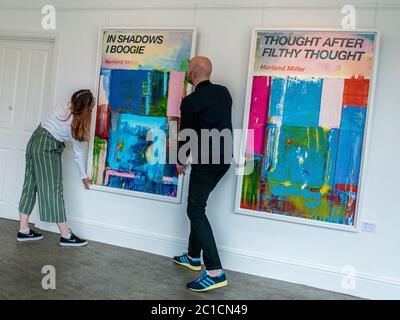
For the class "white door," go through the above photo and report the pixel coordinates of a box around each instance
[0,36,55,221]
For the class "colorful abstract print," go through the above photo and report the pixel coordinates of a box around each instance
[91,31,192,198]
[241,76,370,225]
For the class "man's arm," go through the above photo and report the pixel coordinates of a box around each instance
[177,98,196,166]
[179,97,196,132]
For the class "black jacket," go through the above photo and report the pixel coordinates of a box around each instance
[178,80,233,165]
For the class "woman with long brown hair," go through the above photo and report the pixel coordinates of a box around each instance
[17,89,95,247]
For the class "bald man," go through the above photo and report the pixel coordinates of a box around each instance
[173,56,233,292]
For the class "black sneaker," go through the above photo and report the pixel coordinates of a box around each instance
[173,253,202,271]
[17,229,44,242]
[59,231,88,247]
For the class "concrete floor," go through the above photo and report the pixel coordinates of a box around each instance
[0,218,359,300]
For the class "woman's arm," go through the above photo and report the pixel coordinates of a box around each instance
[70,136,91,189]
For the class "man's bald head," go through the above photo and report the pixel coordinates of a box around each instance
[187,56,213,86]
[189,56,212,77]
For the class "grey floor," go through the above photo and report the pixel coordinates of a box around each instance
[0,218,359,300]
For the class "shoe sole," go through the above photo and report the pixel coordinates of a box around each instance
[59,241,88,247]
[173,259,202,271]
[188,280,228,292]
[17,236,44,242]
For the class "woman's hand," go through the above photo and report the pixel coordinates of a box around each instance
[82,177,92,189]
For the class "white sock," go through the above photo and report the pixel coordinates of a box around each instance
[207,270,224,277]
[19,228,30,234]
[62,232,72,240]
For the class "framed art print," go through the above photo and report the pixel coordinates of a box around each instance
[87,27,196,203]
[235,28,380,230]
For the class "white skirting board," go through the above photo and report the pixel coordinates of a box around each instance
[31,216,400,300]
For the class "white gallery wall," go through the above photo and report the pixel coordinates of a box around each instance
[0,0,399,299]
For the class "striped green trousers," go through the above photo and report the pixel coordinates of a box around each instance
[19,125,66,223]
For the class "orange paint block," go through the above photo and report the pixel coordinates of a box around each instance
[342,78,370,107]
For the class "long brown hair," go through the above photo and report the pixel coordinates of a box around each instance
[67,89,95,142]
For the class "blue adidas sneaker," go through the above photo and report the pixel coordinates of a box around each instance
[173,253,202,271]
[187,270,228,292]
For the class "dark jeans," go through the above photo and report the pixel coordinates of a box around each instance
[187,163,231,270]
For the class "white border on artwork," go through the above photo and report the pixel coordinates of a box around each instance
[234,27,381,232]
[86,26,197,204]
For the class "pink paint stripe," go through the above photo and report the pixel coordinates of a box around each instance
[161,176,178,185]
[246,76,271,154]
[167,71,185,117]
[162,176,174,184]
[319,78,344,128]
[104,169,136,186]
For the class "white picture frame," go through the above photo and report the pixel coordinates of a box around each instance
[87,26,197,204]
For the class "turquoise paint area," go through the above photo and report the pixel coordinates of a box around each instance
[264,125,328,188]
